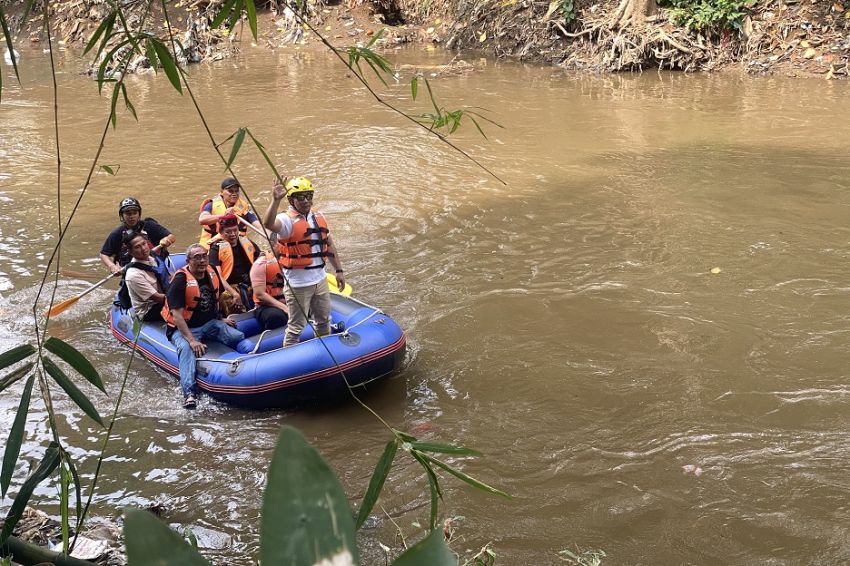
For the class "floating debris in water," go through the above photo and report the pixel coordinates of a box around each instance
[682,464,703,476]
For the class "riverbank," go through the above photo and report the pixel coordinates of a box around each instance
[5,0,847,78]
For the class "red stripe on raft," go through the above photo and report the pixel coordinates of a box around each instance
[111,326,179,375]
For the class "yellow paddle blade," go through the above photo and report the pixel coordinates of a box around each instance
[326,273,352,296]
[45,295,82,318]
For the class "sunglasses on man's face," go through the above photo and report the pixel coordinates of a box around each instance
[189,253,209,261]
[292,193,314,202]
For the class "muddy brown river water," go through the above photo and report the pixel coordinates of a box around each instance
[2,44,850,564]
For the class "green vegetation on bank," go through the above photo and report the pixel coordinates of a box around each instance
[663,0,755,31]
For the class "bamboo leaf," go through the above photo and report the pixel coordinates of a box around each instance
[448,110,462,134]
[391,528,456,566]
[355,439,398,529]
[0,7,20,82]
[228,0,245,30]
[97,39,131,93]
[260,426,360,565]
[44,336,105,394]
[150,39,183,94]
[364,48,392,72]
[0,344,36,372]
[245,129,281,178]
[42,357,104,427]
[210,0,238,29]
[365,27,385,48]
[225,127,246,170]
[467,115,487,139]
[124,508,211,565]
[94,13,118,70]
[424,77,440,115]
[411,76,418,100]
[109,81,120,128]
[409,442,481,457]
[0,441,61,545]
[0,362,34,395]
[121,83,138,121]
[364,56,388,86]
[392,429,418,443]
[1,374,35,498]
[410,450,441,530]
[84,10,116,55]
[99,164,118,175]
[419,453,510,499]
[145,38,159,70]
[245,0,258,41]
[63,451,83,533]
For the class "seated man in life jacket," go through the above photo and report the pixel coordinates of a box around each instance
[100,197,176,274]
[162,244,245,409]
[262,176,346,348]
[120,230,170,323]
[249,251,289,331]
[208,213,258,311]
[198,178,265,249]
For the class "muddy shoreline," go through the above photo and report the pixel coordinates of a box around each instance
[3,0,848,79]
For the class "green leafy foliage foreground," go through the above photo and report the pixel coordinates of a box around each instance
[125,426,461,565]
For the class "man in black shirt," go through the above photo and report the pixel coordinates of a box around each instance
[163,244,244,409]
[208,213,258,310]
[100,197,175,274]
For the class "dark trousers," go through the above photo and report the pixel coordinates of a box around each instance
[255,305,288,331]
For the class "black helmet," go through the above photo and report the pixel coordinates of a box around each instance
[118,197,141,216]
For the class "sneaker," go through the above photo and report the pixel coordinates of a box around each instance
[183,395,197,409]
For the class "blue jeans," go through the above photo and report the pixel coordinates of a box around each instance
[170,320,245,396]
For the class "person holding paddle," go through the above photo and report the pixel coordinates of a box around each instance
[209,213,258,310]
[198,178,265,249]
[162,243,245,409]
[100,197,175,274]
[263,176,346,348]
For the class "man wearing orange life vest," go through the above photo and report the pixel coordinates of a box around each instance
[209,213,258,309]
[262,176,345,348]
[198,178,265,249]
[162,243,245,409]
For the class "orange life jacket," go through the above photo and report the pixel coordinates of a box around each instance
[162,266,222,326]
[276,210,331,269]
[199,195,252,248]
[214,236,257,281]
[261,253,286,299]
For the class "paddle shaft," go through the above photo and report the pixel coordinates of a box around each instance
[236,215,268,239]
[47,244,163,317]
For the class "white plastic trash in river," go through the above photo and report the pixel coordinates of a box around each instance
[4,48,20,65]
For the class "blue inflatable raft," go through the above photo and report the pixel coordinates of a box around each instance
[109,255,406,408]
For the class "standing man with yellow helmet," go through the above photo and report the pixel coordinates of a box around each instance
[262,176,346,348]
[198,178,266,249]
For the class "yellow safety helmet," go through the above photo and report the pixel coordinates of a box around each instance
[285,177,314,198]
